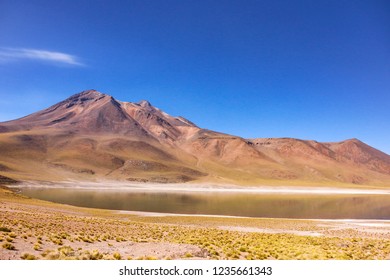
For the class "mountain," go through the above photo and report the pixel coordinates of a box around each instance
[0,90,196,141]
[0,89,390,186]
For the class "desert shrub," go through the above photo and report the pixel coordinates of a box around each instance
[113,252,121,260]
[2,243,15,250]
[0,227,11,233]
[90,250,103,260]
[45,252,60,260]
[52,239,63,245]
[58,246,75,257]
[21,253,37,260]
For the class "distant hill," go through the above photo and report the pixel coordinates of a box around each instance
[1,89,389,186]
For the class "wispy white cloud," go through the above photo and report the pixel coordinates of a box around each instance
[0,48,84,66]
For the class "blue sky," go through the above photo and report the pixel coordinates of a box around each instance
[0,0,389,154]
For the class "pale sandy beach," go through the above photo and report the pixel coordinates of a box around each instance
[15,180,390,195]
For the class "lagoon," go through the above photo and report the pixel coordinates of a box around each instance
[18,184,390,219]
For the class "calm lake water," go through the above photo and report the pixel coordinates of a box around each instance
[18,187,390,219]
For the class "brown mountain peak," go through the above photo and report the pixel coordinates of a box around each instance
[62,89,108,107]
[137,100,153,108]
[342,138,361,144]
[70,89,106,98]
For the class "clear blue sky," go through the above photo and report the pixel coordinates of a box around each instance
[0,0,389,154]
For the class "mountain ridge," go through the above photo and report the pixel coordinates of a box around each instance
[0,89,389,187]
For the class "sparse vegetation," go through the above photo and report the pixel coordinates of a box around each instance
[88,250,103,260]
[2,242,15,250]
[113,252,121,260]
[6,237,14,243]
[1,186,390,260]
[0,227,11,233]
[21,253,37,260]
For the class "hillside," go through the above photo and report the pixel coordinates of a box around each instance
[0,89,389,186]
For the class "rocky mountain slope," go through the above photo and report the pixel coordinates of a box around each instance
[0,89,389,186]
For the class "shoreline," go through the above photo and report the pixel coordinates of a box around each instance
[116,209,390,223]
[13,180,390,195]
